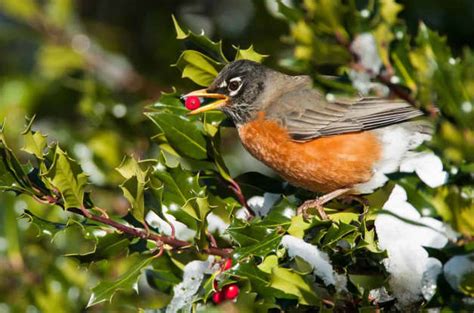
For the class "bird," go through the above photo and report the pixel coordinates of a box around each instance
[185,60,432,219]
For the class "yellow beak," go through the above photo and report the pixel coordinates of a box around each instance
[184,89,230,115]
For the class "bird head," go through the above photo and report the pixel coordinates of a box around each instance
[185,60,267,125]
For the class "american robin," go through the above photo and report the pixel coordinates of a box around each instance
[185,60,431,218]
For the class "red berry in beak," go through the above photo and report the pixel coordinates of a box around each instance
[212,290,224,304]
[223,284,239,300]
[185,96,201,110]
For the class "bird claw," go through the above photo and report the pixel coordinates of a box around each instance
[297,199,329,220]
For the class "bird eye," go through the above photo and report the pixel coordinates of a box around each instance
[228,80,240,92]
[227,77,242,94]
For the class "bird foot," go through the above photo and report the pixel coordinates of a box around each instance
[297,198,329,220]
[296,188,352,220]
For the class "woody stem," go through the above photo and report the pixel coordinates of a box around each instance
[68,207,231,258]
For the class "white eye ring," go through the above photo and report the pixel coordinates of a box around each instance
[228,77,242,96]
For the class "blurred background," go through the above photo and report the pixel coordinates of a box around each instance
[0,0,473,311]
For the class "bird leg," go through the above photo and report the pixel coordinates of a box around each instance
[297,188,351,220]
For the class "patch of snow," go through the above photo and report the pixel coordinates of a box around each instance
[369,287,394,304]
[281,235,346,291]
[351,33,382,75]
[206,213,228,234]
[247,193,280,217]
[443,253,474,292]
[145,209,195,241]
[421,258,443,301]
[166,257,214,313]
[400,152,448,188]
[375,185,452,307]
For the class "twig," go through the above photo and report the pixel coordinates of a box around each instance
[68,207,231,258]
[228,178,255,218]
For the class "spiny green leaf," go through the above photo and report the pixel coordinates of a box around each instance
[21,116,48,160]
[269,267,320,305]
[42,146,88,209]
[87,254,155,307]
[174,50,220,86]
[0,130,34,191]
[116,156,153,223]
[234,232,283,259]
[172,16,228,63]
[234,45,268,63]
[22,210,68,238]
[71,233,130,264]
[147,112,208,160]
[23,210,97,255]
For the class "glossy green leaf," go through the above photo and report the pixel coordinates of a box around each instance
[234,232,283,259]
[234,45,268,63]
[269,267,320,305]
[71,233,130,264]
[147,112,207,160]
[43,146,88,209]
[174,50,220,86]
[116,156,152,223]
[21,117,48,160]
[87,254,155,307]
[172,15,228,63]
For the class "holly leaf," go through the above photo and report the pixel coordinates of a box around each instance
[269,267,320,305]
[234,232,283,259]
[172,15,228,63]
[147,112,208,160]
[174,50,220,86]
[87,254,155,307]
[234,45,268,63]
[21,116,47,160]
[116,156,152,223]
[43,146,88,209]
[72,233,130,264]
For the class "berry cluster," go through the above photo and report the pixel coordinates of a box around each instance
[211,258,240,305]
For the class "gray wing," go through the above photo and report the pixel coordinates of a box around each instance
[265,80,424,141]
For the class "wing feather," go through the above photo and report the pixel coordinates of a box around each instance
[264,82,424,141]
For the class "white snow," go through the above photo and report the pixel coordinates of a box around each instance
[351,33,382,74]
[421,258,443,301]
[375,185,452,307]
[400,152,448,188]
[247,193,280,217]
[281,235,346,291]
[166,257,214,313]
[206,212,229,234]
[145,209,195,241]
[443,253,474,292]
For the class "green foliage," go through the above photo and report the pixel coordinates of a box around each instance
[0,1,473,312]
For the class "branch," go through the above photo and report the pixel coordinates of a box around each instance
[65,206,231,258]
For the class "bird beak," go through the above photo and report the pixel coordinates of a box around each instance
[184,89,230,115]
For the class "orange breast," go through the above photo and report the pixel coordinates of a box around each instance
[238,113,382,193]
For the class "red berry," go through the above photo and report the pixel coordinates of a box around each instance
[223,258,232,271]
[185,96,201,110]
[212,291,224,304]
[223,284,239,300]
